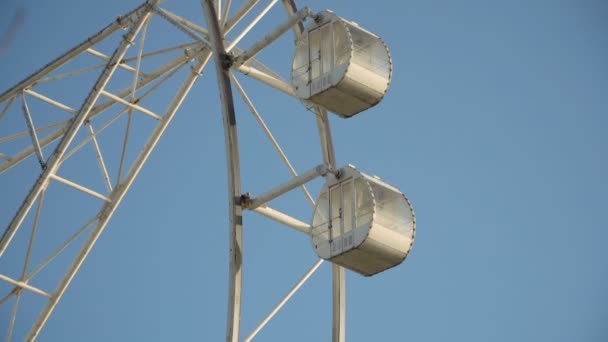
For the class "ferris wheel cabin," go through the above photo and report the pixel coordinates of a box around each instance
[291,10,392,118]
[311,165,415,276]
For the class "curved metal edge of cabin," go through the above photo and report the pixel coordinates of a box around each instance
[291,10,393,118]
[331,182,415,277]
[310,165,415,277]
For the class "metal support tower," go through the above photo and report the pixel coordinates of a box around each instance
[0,1,351,340]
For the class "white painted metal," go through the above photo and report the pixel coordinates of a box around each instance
[20,94,45,168]
[154,7,213,48]
[284,3,346,337]
[0,2,222,338]
[232,6,312,67]
[252,205,310,234]
[231,74,315,205]
[235,64,298,97]
[221,0,232,25]
[100,89,163,120]
[226,0,279,52]
[0,1,398,341]
[27,39,212,342]
[0,44,199,175]
[0,274,51,298]
[86,48,139,74]
[85,122,113,193]
[156,7,209,36]
[0,5,155,258]
[23,89,78,114]
[223,0,260,34]
[50,174,111,202]
[247,164,328,209]
[201,2,243,341]
[0,3,149,104]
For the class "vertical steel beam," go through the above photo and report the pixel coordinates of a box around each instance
[316,106,345,342]
[281,1,345,340]
[201,2,243,341]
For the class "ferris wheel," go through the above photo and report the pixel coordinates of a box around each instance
[0,1,416,341]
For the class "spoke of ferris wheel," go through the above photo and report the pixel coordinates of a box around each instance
[154,7,213,49]
[0,120,68,144]
[235,63,297,97]
[157,7,209,36]
[0,45,200,175]
[221,0,232,26]
[247,164,328,210]
[231,73,315,206]
[86,48,140,74]
[224,0,260,35]
[0,2,154,104]
[214,0,221,20]
[160,5,300,86]
[146,5,293,95]
[232,6,311,67]
[35,42,197,85]
[100,90,162,120]
[252,205,310,234]
[24,89,78,114]
[25,38,212,342]
[226,0,279,52]
[244,258,325,342]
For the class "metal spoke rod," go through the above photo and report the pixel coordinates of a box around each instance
[0,274,51,298]
[223,0,260,34]
[86,48,140,74]
[24,89,78,114]
[153,6,212,49]
[245,164,328,210]
[226,0,279,52]
[232,6,312,67]
[252,205,310,234]
[231,74,315,206]
[243,259,325,342]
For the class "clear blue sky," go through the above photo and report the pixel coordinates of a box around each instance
[1,0,607,341]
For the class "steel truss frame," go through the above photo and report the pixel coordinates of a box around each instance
[0,1,346,341]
